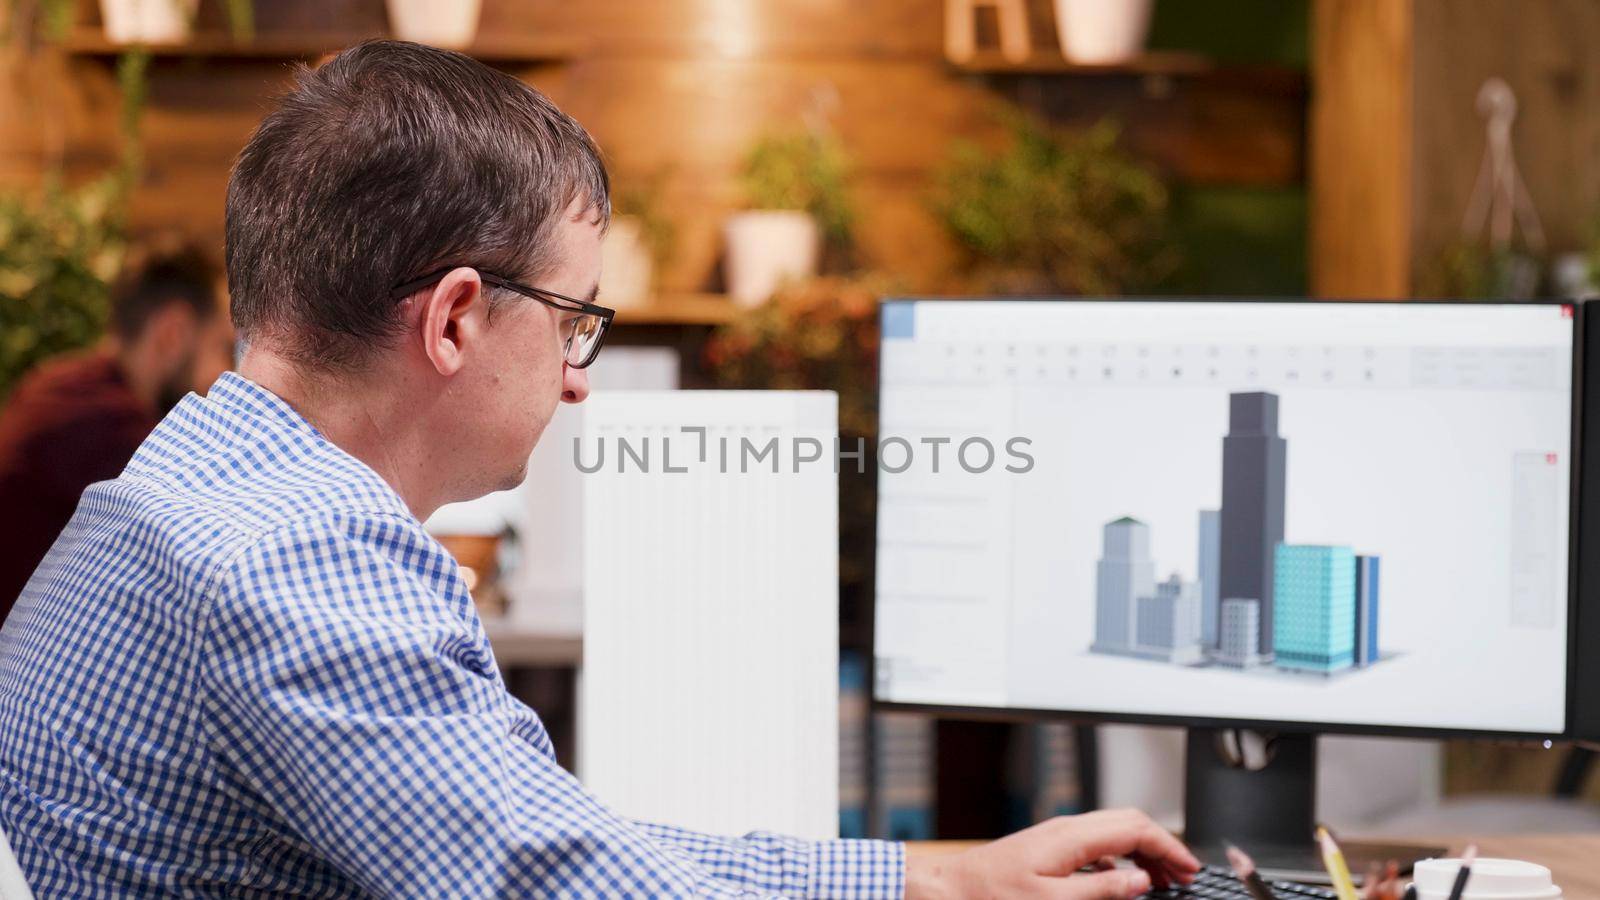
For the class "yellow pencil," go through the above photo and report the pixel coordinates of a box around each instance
[1317,827,1361,900]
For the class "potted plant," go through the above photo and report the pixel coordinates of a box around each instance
[386,0,481,50]
[8,0,252,46]
[1546,210,1600,299]
[601,174,677,310]
[0,176,128,400]
[724,129,854,307]
[1053,0,1154,65]
[99,0,198,44]
[935,112,1172,294]
[0,18,149,399]
[1422,240,1542,299]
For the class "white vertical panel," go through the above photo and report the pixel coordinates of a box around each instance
[506,348,680,634]
[578,391,839,839]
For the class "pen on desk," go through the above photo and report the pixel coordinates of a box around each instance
[1225,843,1277,900]
[1316,827,1361,900]
[1446,845,1478,900]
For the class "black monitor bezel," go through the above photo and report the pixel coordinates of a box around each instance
[867,295,1584,742]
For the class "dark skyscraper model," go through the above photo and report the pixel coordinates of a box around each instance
[1219,392,1287,657]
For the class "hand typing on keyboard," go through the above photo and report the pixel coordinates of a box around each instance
[1142,865,1339,900]
[905,808,1202,899]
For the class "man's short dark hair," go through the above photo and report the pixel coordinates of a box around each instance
[225,40,610,372]
[110,240,219,342]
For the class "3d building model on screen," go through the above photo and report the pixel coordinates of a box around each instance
[1088,392,1386,677]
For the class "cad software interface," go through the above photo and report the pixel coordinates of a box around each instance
[873,300,1573,734]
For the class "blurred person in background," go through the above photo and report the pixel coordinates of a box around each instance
[0,241,231,614]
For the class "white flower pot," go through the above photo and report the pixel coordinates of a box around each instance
[1053,0,1154,65]
[385,0,483,50]
[99,0,198,45]
[723,210,819,308]
[598,216,653,310]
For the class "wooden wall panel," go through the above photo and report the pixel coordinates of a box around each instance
[1410,0,1600,279]
[2,0,1310,295]
[0,49,119,174]
[516,0,997,291]
[559,53,998,290]
[1309,0,1413,298]
[1311,0,1600,299]
[983,71,1306,186]
[486,0,948,60]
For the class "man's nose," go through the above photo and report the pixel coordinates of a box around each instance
[561,364,590,404]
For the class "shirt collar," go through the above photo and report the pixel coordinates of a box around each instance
[199,371,416,520]
[204,371,324,440]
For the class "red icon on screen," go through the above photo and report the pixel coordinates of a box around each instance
[1562,305,1574,318]
[1547,453,1560,464]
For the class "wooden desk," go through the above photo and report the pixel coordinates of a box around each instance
[481,618,582,668]
[907,836,1600,900]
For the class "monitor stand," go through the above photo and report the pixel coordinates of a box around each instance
[1182,728,1444,884]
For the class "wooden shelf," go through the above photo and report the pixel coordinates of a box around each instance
[614,294,741,327]
[949,49,1211,76]
[949,51,1306,95]
[59,29,585,64]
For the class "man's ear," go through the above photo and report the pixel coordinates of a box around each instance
[417,267,484,377]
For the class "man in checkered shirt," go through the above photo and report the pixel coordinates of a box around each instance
[0,41,1198,898]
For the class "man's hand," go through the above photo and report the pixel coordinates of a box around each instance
[904,808,1201,899]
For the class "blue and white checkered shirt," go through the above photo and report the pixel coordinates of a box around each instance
[0,372,903,898]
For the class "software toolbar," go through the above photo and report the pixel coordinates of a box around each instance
[881,341,1570,392]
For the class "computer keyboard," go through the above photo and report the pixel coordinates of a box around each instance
[1141,865,1338,900]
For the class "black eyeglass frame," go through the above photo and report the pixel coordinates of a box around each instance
[390,266,615,369]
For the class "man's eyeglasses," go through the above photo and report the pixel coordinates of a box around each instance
[390,267,614,369]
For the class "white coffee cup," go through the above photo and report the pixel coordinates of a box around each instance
[1412,857,1562,900]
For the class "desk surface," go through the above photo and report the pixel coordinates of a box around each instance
[1450,835,1599,900]
[481,618,582,667]
[909,836,1600,900]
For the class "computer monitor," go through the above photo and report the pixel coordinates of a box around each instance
[871,298,1579,874]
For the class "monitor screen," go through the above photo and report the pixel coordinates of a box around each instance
[872,299,1575,736]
